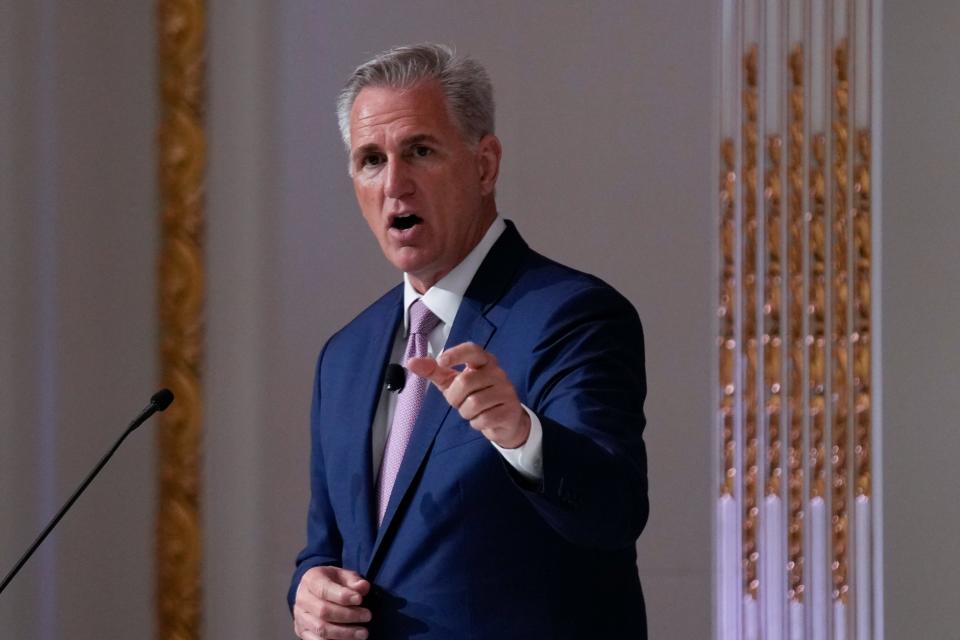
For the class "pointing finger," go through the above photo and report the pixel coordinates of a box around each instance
[437,342,493,369]
[406,357,458,390]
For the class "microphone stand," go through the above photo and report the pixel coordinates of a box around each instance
[0,389,174,596]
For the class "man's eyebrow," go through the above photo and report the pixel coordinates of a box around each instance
[351,143,381,159]
[351,134,441,161]
[402,133,441,147]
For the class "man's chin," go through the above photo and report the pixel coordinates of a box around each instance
[387,253,450,291]
[386,249,432,277]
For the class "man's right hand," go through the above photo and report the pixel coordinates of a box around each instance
[293,566,372,640]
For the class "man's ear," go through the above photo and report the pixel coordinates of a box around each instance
[476,134,502,197]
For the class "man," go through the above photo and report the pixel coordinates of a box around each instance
[290,43,648,639]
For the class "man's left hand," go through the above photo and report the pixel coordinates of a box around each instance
[407,342,530,449]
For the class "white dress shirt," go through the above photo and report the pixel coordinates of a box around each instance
[370,216,544,482]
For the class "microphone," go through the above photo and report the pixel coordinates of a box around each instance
[0,388,175,596]
[151,388,174,411]
[384,363,406,393]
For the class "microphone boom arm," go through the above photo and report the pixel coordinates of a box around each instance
[0,389,174,596]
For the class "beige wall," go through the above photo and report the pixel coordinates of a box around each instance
[881,1,960,637]
[0,2,156,638]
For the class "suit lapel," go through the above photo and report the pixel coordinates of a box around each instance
[351,292,402,565]
[365,222,529,575]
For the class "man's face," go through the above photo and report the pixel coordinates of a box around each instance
[348,81,501,292]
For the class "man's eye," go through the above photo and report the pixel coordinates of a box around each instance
[362,154,384,167]
[412,145,432,158]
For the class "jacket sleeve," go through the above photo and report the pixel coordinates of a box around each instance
[516,284,649,550]
[288,344,343,612]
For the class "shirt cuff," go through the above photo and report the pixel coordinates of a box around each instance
[491,405,544,481]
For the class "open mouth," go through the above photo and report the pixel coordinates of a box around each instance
[390,214,422,231]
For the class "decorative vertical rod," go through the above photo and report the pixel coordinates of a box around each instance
[761,8,786,635]
[741,43,761,603]
[786,43,806,605]
[807,0,829,511]
[717,5,743,638]
[156,1,206,638]
[808,5,832,638]
[852,6,874,638]
[852,116,873,640]
[830,31,851,609]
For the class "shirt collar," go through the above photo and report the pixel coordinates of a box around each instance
[402,215,506,334]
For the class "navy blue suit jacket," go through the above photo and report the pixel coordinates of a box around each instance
[290,222,649,638]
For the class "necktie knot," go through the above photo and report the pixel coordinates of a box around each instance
[409,299,441,337]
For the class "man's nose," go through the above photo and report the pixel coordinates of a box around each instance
[384,159,414,199]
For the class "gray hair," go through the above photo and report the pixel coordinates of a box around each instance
[336,43,495,150]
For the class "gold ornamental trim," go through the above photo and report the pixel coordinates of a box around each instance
[156,1,206,638]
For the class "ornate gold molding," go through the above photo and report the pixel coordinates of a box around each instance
[157,1,206,638]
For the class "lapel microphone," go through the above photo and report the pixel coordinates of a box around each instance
[384,363,406,393]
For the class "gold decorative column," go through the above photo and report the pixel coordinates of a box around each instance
[717,1,875,637]
[156,1,205,638]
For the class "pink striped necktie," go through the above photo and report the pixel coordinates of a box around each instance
[376,299,442,525]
